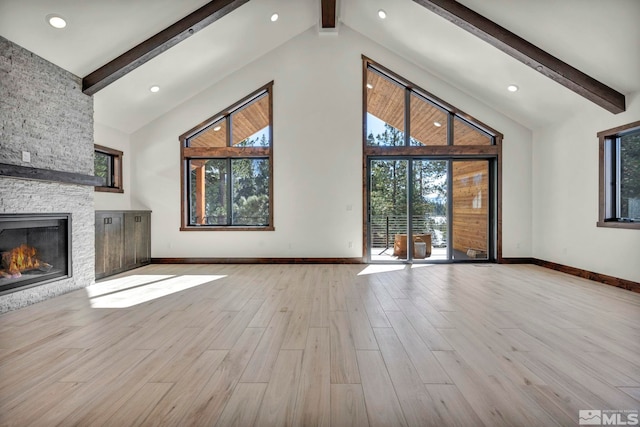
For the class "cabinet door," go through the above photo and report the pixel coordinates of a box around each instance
[136,212,151,264]
[96,212,124,278]
[123,213,137,269]
[95,213,107,277]
[124,212,151,268]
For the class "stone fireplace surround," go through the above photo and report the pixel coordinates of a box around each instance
[0,179,94,313]
[0,36,96,313]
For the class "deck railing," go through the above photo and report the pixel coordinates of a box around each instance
[370,215,447,249]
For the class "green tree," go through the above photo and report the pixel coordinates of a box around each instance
[621,132,640,219]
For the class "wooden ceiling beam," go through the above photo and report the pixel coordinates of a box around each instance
[82,0,250,96]
[412,0,626,114]
[321,0,337,28]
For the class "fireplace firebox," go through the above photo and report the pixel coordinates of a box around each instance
[0,214,71,295]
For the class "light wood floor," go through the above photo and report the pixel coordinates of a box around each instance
[1,264,639,426]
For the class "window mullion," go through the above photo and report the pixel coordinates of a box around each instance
[404,88,410,146]
[227,158,233,226]
[614,137,622,219]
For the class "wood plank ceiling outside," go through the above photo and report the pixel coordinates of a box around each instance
[412,0,626,114]
[366,70,489,145]
[189,94,269,148]
[321,0,337,28]
[82,0,250,95]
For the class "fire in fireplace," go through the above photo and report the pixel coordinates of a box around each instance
[1,244,52,278]
[0,214,71,295]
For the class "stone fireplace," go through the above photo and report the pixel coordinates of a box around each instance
[0,214,72,295]
[0,36,95,313]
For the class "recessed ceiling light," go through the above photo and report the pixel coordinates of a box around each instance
[149,85,160,93]
[366,83,373,89]
[270,13,279,22]
[47,14,67,29]
[507,84,519,92]
[433,121,442,127]
[378,9,387,19]
[213,126,222,132]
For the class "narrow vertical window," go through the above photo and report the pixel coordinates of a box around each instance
[598,121,640,229]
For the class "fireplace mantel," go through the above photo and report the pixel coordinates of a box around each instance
[0,162,102,186]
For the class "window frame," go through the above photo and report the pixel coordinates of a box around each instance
[179,82,274,231]
[597,120,640,230]
[361,56,504,261]
[364,63,496,148]
[94,144,123,193]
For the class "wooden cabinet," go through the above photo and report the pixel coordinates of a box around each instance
[95,211,151,279]
[124,212,151,269]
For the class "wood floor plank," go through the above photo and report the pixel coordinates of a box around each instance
[330,277,348,312]
[0,380,81,427]
[368,280,401,312]
[330,311,361,384]
[374,327,445,426]
[310,281,330,328]
[214,382,267,427]
[438,327,546,387]
[434,350,538,427]
[179,327,265,426]
[0,347,84,407]
[139,350,228,426]
[240,310,292,382]
[254,350,303,427]
[281,298,312,350]
[385,311,451,384]
[32,349,154,426]
[358,290,391,328]
[102,382,173,427]
[619,387,640,402]
[346,298,378,350]
[393,299,452,350]
[425,384,486,427]
[148,315,233,383]
[407,296,453,329]
[513,349,640,410]
[331,384,370,427]
[356,350,407,427]
[208,298,264,349]
[293,328,331,427]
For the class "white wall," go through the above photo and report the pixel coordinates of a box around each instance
[130,25,532,259]
[533,91,640,282]
[94,123,132,211]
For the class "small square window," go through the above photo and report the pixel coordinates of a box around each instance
[94,145,123,193]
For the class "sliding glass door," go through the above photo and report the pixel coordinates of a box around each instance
[369,159,409,261]
[368,157,492,263]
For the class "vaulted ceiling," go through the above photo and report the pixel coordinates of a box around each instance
[1,0,638,133]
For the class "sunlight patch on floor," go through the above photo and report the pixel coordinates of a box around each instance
[88,275,226,308]
[357,264,406,275]
[86,275,175,298]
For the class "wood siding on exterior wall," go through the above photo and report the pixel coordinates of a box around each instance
[452,161,488,254]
